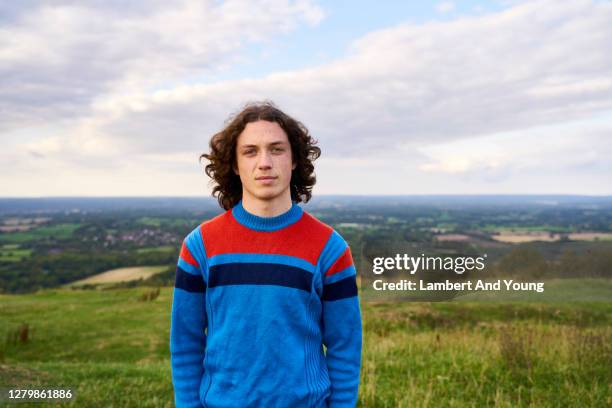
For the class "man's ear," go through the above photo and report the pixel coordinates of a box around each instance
[233,165,239,175]
[292,161,297,171]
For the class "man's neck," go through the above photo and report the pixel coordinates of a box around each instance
[241,193,293,217]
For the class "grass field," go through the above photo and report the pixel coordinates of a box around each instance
[1,288,172,407]
[136,246,176,254]
[0,283,610,407]
[491,231,612,243]
[66,266,169,287]
[0,245,32,262]
[0,224,80,244]
[362,301,611,407]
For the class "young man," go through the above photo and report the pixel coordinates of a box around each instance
[170,101,362,408]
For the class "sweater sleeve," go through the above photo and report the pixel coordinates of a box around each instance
[170,237,207,408]
[320,230,363,408]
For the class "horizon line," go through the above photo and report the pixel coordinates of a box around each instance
[1,194,612,199]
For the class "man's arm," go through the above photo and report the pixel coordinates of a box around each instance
[321,231,363,408]
[170,239,207,408]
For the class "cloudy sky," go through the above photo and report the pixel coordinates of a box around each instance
[1,0,611,197]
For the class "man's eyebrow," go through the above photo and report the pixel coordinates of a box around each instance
[239,141,289,148]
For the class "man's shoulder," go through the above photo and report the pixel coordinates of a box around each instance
[185,209,231,240]
[298,209,352,251]
[299,208,335,236]
[302,210,352,271]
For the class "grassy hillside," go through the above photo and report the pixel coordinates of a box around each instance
[0,284,610,407]
[1,287,172,407]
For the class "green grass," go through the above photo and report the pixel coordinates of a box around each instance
[135,217,194,229]
[0,361,173,407]
[0,248,32,262]
[360,301,611,407]
[0,224,81,244]
[136,246,176,254]
[1,289,170,363]
[136,217,162,227]
[481,224,575,234]
[0,286,610,407]
[1,288,172,407]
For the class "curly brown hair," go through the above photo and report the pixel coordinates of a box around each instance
[200,100,321,210]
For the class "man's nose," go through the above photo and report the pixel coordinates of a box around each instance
[257,151,273,168]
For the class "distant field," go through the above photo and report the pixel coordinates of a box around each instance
[136,217,162,227]
[0,286,609,407]
[67,266,168,287]
[136,217,193,228]
[482,225,574,234]
[136,246,175,254]
[0,217,51,232]
[568,232,612,241]
[491,230,612,243]
[492,231,558,243]
[435,233,471,241]
[0,223,80,243]
[0,246,32,262]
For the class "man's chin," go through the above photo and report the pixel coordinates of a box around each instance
[251,189,288,202]
[255,193,281,201]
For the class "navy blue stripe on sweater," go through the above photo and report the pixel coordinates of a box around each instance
[208,262,312,292]
[175,266,206,293]
[322,275,358,301]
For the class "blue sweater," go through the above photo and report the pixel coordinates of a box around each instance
[170,200,362,407]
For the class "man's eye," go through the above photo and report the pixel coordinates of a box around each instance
[272,147,284,153]
[243,150,256,155]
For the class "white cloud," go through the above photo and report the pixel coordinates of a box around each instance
[0,0,325,131]
[436,2,455,13]
[77,0,612,155]
[417,115,612,178]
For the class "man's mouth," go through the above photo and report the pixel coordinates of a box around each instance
[256,176,277,180]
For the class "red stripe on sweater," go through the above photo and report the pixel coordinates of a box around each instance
[180,241,199,267]
[325,247,353,276]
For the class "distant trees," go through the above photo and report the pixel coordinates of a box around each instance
[494,246,612,279]
[557,249,612,278]
[0,250,177,294]
[495,247,549,279]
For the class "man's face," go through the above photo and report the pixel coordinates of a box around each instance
[234,120,296,204]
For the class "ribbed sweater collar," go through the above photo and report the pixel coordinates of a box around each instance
[231,199,303,231]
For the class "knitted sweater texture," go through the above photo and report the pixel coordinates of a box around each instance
[170,200,362,408]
